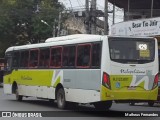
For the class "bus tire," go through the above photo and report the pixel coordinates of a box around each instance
[67,102,78,110]
[148,101,154,107]
[56,88,66,109]
[15,87,23,101]
[49,99,55,103]
[94,101,112,111]
[129,102,135,106]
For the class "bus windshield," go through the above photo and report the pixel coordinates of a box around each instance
[109,38,155,64]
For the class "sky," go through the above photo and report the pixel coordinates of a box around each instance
[58,0,124,25]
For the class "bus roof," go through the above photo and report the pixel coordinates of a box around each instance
[5,34,103,53]
[5,34,155,53]
[45,34,98,43]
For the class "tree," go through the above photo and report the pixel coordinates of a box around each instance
[0,0,17,57]
[0,0,64,57]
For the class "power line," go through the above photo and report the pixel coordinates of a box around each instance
[77,0,83,7]
[108,17,112,22]
[97,4,104,10]
[78,0,84,6]
[68,0,73,10]
[76,0,81,7]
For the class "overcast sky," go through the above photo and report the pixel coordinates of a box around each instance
[59,0,104,9]
[58,0,123,34]
[58,0,124,25]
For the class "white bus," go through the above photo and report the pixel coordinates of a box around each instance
[3,34,159,110]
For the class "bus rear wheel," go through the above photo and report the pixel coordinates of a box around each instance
[129,102,135,106]
[94,101,112,111]
[15,87,23,101]
[56,88,66,109]
[148,101,154,107]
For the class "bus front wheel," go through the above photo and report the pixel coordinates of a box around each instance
[56,88,66,109]
[15,87,23,101]
[94,101,112,111]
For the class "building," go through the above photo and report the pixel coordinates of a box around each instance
[109,0,160,70]
[109,0,160,45]
[64,15,104,35]
[109,0,160,20]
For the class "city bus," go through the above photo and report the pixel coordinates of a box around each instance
[3,34,159,110]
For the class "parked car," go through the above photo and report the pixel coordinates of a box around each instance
[129,81,160,106]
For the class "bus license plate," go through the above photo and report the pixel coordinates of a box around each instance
[128,86,136,90]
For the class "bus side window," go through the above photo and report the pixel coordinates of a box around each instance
[29,49,39,68]
[12,51,20,68]
[5,53,12,71]
[63,47,69,67]
[20,51,29,68]
[39,48,50,68]
[63,46,75,67]
[50,47,62,68]
[69,46,76,66]
[91,43,101,68]
[77,44,91,68]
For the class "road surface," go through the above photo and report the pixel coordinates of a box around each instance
[0,87,159,120]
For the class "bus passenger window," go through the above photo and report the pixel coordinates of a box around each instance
[5,53,12,71]
[29,49,39,68]
[92,43,101,68]
[50,47,62,68]
[20,51,29,68]
[39,48,50,68]
[13,51,20,68]
[77,44,91,67]
[63,47,69,66]
[63,46,75,67]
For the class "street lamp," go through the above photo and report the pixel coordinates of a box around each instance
[41,20,50,26]
[41,20,56,37]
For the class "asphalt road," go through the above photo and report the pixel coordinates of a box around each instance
[0,87,159,120]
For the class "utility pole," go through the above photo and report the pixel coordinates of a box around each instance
[127,0,130,20]
[85,0,90,34]
[85,0,112,34]
[53,19,57,37]
[151,0,154,17]
[57,12,62,37]
[104,0,109,35]
[91,0,96,34]
[113,1,115,24]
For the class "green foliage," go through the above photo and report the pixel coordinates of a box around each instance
[0,0,64,57]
